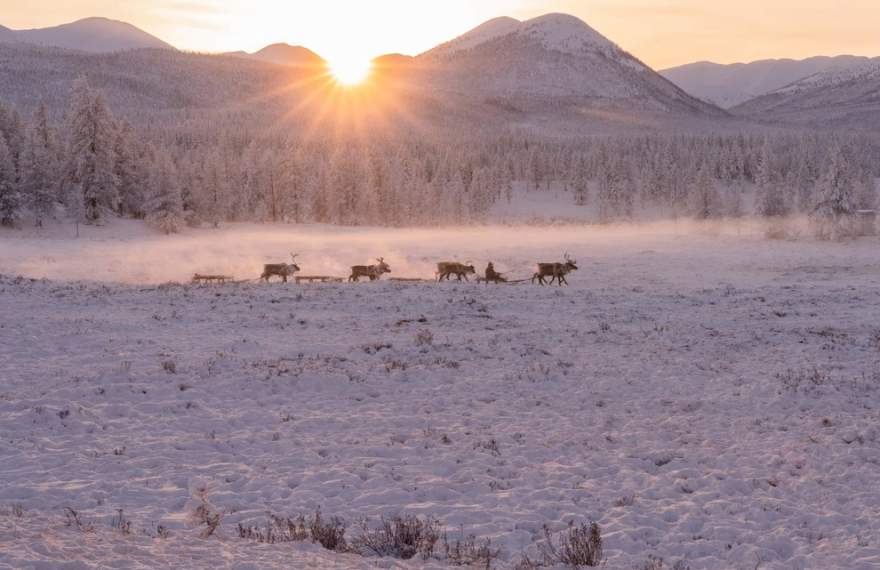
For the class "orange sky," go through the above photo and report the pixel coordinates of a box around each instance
[1,0,879,69]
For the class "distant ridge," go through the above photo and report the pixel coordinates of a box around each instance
[661,55,879,108]
[732,59,880,128]
[0,17,173,52]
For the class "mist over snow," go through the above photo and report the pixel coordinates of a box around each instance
[1,218,874,288]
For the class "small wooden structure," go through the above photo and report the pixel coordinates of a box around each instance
[857,210,877,236]
[294,275,344,284]
[192,274,234,285]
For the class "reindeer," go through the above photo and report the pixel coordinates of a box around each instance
[436,261,476,282]
[349,258,391,282]
[532,253,578,286]
[261,253,301,283]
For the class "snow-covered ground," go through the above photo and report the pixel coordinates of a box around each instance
[1,222,880,569]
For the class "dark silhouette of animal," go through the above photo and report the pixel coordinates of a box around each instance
[532,253,578,286]
[349,258,391,282]
[261,253,301,283]
[437,261,476,281]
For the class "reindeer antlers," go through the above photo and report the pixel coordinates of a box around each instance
[290,253,299,262]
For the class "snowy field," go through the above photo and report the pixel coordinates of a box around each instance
[1,221,880,569]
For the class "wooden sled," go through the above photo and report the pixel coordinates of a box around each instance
[192,274,234,285]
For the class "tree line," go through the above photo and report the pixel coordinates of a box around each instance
[0,78,877,237]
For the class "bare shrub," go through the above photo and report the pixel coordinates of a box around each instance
[156,525,171,539]
[188,480,222,538]
[310,508,347,552]
[475,439,501,456]
[415,329,434,347]
[112,509,132,535]
[9,504,24,518]
[193,503,222,537]
[63,507,94,532]
[162,360,177,374]
[352,514,441,560]
[777,367,829,394]
[443,527,500,568]
[539,522,604,568]
[238,514,308,544]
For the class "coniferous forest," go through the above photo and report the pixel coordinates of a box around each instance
[0,77,877,237]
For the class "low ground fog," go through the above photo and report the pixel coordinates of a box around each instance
[1,218,877,291]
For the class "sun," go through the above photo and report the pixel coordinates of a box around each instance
[328,56,372,86]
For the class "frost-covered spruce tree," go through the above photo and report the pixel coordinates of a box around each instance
[597,155,633,223]
[0,103,25,170]
[573,156,589,206]
[20,104,59,227]
[199,150,230,228]
[812,144,857,240]
[66,77,118,224]
[114,121,147,219]
[0,136,21,227]
[755,141,789,237]
[146,151,184,234]
[854,167,877,211]
[692,165,720,220]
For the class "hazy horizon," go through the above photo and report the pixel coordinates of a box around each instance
[2,0,880,69]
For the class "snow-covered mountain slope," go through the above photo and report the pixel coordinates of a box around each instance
[0,43,326,125]
[425,16,521,57]
[0,44,735,138]
[0,17,173,52]
[419,13,722,117]
[661,56,877,108]
[732,60,880,129]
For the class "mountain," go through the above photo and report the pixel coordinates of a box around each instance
[249,43,324,67]
[0,17,174,52]
[732,61,880,128]
[661,55,878,108]
[418,13,724,123]
[426,16,521,57]
[0,13,736,137]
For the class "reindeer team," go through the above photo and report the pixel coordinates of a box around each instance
[260,253,301,283]
[259,253,578,286]
[349,258,391,282]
